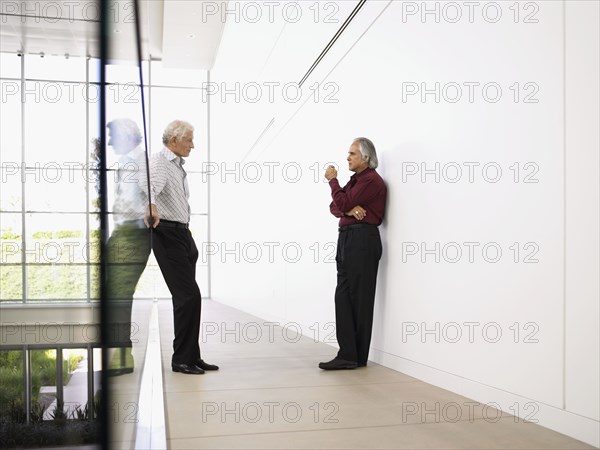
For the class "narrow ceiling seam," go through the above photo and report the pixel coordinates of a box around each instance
[297,0,367,88]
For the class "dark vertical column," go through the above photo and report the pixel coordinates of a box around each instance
[99,0,110,448]
[133,0,153,226]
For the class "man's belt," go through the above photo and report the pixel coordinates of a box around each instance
[159,220,189,229]
[339,223,378,232]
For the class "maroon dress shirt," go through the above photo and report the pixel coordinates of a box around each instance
[329,168,387,226]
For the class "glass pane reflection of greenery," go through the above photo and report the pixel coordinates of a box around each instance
[0,350,85,420]
[0,349,98,448]
[27,266,88,300]
[0,222,23,301]
[0,265,22,301]
[0,350,24,420]
[30,349,59,416]
[0,224,101,302]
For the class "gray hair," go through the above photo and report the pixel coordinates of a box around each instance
[353,137,378,169]
[162,120,194,145]
[107,118,142,145]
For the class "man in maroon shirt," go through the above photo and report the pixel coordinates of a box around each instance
[319,137,387,370]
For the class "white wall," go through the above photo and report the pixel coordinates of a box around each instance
[208,1,599,446]
[565,0,600,429]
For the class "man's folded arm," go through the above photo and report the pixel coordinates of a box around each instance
[329,176,380,213]
[330,201,345,218]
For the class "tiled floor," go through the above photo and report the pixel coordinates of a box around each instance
[158,300,595,450]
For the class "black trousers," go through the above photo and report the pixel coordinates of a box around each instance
[106,222,151,348]
[152,226,202,365]
[335,225,382,365]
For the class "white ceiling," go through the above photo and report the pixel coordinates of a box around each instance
[162,0,227,70]
[0,0,226,68]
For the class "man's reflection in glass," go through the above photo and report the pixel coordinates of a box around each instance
[105,118,151,376]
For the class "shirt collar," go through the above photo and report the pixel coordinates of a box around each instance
[351,167,372,180]
[162,147,185,165]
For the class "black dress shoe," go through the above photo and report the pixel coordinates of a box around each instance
[195,359,219,371]
[172,362,204,374]
[318,358,358,370]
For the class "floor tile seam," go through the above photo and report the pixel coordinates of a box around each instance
[158,354,337,358]
[162,379,421,395]
[165,416,527,441]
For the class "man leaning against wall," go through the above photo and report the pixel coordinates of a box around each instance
[320,137,387,370]
[144,120,218,375]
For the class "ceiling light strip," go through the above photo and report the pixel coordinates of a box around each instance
[297,0,367,88]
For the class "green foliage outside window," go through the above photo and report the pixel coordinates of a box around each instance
[0,229,101,301]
